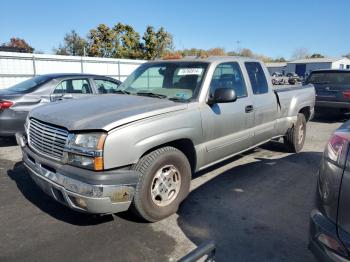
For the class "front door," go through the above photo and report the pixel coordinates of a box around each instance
[201,62,255,166]
[51,78,93,101]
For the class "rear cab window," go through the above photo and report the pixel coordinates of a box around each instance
[245,62,269,95]
[53,79,92,94]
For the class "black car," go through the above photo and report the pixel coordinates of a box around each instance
[309,120,350,261]
[306,69,350,113]
[0,73,121,136]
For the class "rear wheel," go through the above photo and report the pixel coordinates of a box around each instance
[131,146,191,222]
[284,113,306,153]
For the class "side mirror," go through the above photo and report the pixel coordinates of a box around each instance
[208,88,237,105]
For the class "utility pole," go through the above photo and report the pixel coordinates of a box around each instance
[234,40,241,53]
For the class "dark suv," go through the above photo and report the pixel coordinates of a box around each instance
[306,69,350,112]
[309,120,350,261]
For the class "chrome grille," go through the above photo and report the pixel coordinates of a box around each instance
[28,118,68,160]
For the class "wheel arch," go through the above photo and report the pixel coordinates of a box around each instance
[139,138,197,173]
[298,106,311,122]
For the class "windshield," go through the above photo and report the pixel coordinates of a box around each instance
[6,75,51,93]
[118,62,208,101]
[307,72,350,85]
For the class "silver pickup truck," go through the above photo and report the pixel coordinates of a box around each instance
[17,57,315,222]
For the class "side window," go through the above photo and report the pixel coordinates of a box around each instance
[54,79,92,94]
[245,62,269,95]
[209,62,247,98]
[94,79,120,94]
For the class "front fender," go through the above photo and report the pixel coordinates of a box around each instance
[103,109,202,169]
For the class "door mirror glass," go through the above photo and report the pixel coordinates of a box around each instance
[209,88,237,105]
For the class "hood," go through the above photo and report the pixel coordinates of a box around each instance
[29,94,187,131]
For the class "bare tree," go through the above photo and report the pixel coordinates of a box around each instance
[292,48,310,60]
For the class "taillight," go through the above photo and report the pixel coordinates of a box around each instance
[325,132,350,166]
[343,91,350,99]
[317,233,348,257]
[0,101,14,110]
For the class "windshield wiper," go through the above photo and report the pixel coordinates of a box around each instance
[115,90,131,95]
[136,91,167,99]
[168,97,190,102]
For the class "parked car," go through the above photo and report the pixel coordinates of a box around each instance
[0,73,121,136]
[16,57,315,222]
[272,75,286,85]
[309,120,350,261]
[287,72,302,85]
[272,72,283,77]
[305,69,350,113]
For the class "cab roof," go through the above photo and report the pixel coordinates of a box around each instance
[152,56,260,64]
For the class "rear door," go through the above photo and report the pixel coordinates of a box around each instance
[244,62,278,144]
[337,160,350,251]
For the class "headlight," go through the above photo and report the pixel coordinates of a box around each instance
[70,133,106,150]
[66,132,106,171]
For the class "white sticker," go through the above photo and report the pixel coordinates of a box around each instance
[178,68,203,76]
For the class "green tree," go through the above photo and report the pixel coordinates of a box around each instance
[113,23,143,59]
[142,26,173,60]
[87,24,118,57]
[273,57,287,62]
[54,30,87,56]
[1,37,34,53]
[310,53,324,58]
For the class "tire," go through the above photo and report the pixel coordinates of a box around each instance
[131,146,191,222]
[284,113,306,153]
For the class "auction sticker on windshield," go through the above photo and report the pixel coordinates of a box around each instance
[178,68,203,75]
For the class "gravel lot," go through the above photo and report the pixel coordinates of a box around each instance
[0,116,345,262]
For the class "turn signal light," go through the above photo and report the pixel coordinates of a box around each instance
[94,157,104,171]
[343,91,350,99]
[0,101,13,109]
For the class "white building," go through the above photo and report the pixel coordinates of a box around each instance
[286,57,350,77]
[266,57,350,77]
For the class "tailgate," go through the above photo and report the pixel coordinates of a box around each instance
[315,83,350,103]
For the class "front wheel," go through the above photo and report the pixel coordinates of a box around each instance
[284,113,306,153]
[131,147,191,222]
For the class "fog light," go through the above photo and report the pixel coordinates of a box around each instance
[75,197,87,209]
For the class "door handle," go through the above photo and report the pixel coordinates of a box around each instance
[245,105,254,113]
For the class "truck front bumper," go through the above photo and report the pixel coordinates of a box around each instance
[20,142,141,214]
